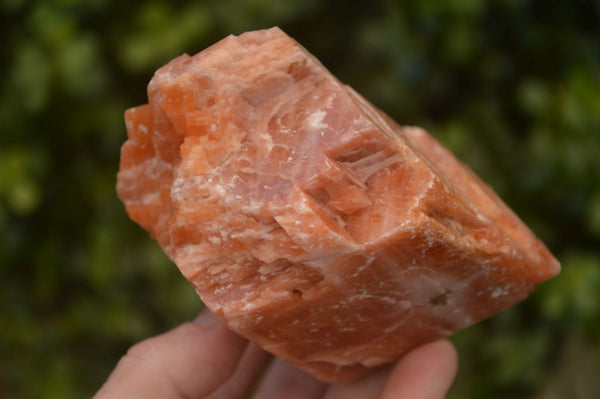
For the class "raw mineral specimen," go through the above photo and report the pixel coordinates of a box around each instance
[117,27,560,382]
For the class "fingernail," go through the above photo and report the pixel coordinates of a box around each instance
[194,310,219,328]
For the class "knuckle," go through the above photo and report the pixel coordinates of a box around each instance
[120,336,159,367]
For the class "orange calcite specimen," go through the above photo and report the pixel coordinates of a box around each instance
[117,27,560,382]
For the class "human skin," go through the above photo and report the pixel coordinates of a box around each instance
[94,310,458,399]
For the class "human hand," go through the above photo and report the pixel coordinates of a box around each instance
[95,310,458,398]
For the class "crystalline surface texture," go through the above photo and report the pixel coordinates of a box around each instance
[117,27,560,382]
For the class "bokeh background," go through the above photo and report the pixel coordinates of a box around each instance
[1,0,599,397]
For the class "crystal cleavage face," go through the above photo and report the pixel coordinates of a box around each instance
[116,27,560,382]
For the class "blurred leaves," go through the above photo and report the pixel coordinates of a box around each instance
[537,252,600,330]
[0,148,45,215]
[9,42,52,113]
[118,2,214,72]
[0,0,599,398]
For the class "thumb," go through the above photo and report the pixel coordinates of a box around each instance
[95,311,248,399]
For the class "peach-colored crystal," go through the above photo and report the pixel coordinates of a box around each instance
[117,27,560,382]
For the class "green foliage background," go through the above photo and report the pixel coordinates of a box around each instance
[1,0,599,397]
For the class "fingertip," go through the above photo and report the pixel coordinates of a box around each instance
[380,340,459,399]
[428,339,459,377]
[194,309,220,327]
